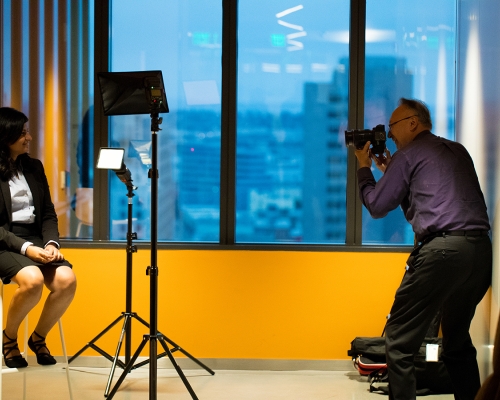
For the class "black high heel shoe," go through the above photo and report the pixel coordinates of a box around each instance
[28,331,56,365]
[2,330,28,368]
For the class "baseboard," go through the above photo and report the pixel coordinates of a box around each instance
[65,356,353,371]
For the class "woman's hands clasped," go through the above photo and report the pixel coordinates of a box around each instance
[26,244,64,264]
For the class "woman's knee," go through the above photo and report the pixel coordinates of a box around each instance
[50,267,77,294]
[13,266,45,294]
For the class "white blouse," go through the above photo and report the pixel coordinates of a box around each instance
[9,172,36,224]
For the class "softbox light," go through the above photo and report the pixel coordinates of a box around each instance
[97,70,169,116]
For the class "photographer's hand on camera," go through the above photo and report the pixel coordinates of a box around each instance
[372,148,391,173]
[355,142,391,173]
[354,141,373,169]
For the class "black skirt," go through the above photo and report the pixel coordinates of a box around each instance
[0,223,72,284]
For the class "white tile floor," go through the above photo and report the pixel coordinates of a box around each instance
[1,366,455,400]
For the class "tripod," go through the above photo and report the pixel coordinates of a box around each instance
[69,180,154,397]
[106,111,214,400]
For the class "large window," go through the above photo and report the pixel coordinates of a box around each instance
[106,0,459,246]
[362,0,457,245]
[236,1,350,243]
[2,1,463,246]
[109,0,222,241]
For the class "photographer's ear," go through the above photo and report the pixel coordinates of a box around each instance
[409,115,419,131]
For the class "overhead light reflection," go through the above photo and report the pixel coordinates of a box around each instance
[322,29,395,44]
[276,5,303,19]
[435,34,448,138]
[460,18,485,185]
[276,5,306,51]
[262,63,281,73]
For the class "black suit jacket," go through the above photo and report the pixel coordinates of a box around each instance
[0,157,60,252]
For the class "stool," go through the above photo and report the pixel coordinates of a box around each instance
[0,281,73,399]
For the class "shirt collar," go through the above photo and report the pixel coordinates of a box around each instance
[413,130,433,141]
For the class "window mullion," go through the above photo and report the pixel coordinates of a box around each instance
[346,0,366,246]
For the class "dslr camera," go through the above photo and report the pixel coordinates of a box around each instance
[345,124,387,155]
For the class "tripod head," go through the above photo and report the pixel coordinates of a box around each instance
[114,165,136,191]
[150,112,163,133]
[145,76,165,133]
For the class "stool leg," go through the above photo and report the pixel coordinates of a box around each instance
[22,367,26,400]
[58,320,73,400]
[22,314,28,400]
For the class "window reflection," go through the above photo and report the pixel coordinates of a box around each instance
[363,0,457,245]
[110,0,222,242]
[236,1,350,244]
[0,0,94,239]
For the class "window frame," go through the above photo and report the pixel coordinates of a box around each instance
[72,0,419,253]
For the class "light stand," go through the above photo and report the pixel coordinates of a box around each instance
[69,148,153,398]
[95,71,214,400]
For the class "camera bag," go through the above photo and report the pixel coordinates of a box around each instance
[348,336,453,395]
[348,336,386,376]
[348,310,453,395]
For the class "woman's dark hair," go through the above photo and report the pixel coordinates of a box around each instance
[398,98,433,129]
[0,107,29,180]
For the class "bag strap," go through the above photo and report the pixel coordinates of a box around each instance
[369,369,389,394]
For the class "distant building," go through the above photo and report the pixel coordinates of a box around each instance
[302,56,413,244]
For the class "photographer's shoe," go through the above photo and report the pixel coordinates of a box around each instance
[2,330,28,368]
[28,331,56,365]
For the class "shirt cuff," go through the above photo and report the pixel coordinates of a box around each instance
[21,241,33,255]
[357,166,373,178]
[44,240,60,249]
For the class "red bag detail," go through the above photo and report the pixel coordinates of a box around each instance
[354,355,387,376]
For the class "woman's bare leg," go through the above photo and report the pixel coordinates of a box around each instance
[3,266,45,356]
[34,266,76,339]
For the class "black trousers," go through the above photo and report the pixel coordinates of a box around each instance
[385,234,492,400]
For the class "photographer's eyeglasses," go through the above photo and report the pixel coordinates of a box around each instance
[388,115,417,134]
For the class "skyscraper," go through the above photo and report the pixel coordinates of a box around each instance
[302,56,413,243]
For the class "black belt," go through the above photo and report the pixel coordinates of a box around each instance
[437,230,489,237]
[419,230,489,244]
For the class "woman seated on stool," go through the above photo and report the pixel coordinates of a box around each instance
[0,107,77,368]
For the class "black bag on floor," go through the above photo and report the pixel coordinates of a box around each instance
[348,336,386,377]
[348,336,454,396]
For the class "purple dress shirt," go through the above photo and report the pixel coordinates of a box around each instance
[357,130,490,242]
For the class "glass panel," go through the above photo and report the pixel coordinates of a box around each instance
[363,0,457,245]
[109,0,222,242]
[68,1,95,239]
[236,1,350,243]
[457,1,499,218]
[0,0,94,239]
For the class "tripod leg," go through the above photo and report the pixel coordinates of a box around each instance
[133,313,214,375]
[104,314,132,397]
[69,314,125,363]
[161,335,215,375]
[158,336,199,400]
[131,313,151,329]
[106,336,149,399]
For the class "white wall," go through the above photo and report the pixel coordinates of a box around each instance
[457,0,500,381]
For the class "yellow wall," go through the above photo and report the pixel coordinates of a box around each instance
[3,248,407,360]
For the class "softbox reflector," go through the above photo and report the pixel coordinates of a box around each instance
[97,70,169,116]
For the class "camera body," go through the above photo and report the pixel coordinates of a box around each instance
[345,124,386,155]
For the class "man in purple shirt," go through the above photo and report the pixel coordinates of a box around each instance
[355,98,491,400]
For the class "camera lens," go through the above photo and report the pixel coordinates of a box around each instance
[345,131,354,147]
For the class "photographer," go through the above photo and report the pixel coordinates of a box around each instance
[354,98,491,400]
